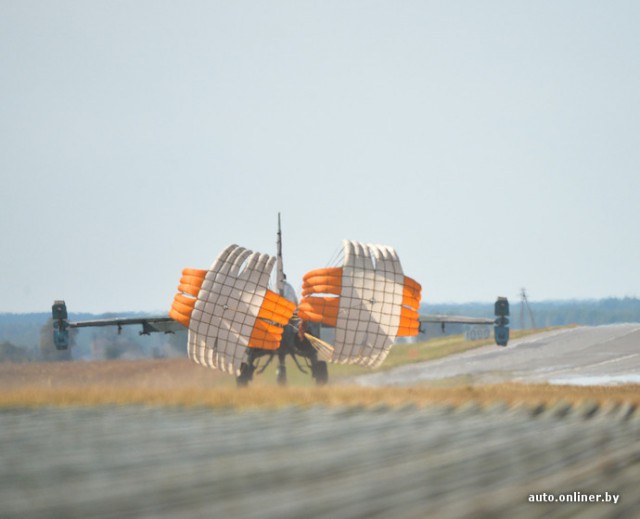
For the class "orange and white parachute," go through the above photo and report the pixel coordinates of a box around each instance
[168,240,420,374]
[169,244,296,376]
[298,240,421,368]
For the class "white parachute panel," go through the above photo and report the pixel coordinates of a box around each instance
[187,244,275,376]
[333,241,405,368]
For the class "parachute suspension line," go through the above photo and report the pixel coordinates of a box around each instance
[326,243,344,269]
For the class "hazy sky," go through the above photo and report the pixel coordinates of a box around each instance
[1,1,639,313]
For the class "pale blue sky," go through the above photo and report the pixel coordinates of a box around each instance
[1,1,639,313]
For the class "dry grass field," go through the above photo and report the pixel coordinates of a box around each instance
[3,329,638,519]
[1,354,639,410]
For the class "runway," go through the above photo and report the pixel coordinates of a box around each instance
[355,324,640,387]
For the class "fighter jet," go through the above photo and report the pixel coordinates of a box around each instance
[53,215,509,386]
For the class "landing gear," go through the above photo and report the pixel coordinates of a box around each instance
[235,321,331,387]
[236,362,255,387]
[312,360,328,386]
[276,364,287,386]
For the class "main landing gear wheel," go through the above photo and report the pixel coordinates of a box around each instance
[276,364,287,386]
[236,363,255,387]
[312,360,328,386]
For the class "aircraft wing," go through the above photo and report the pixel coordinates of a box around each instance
[52,300,185,349]
[419,314,495,325]
[67,315,183,334]
[417,297,511,346]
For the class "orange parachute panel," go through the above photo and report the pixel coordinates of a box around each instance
[404,275,421,293]
[257,290,296,325]
[169,307,190,328]
[178,282,201,297]
[303,273,342,287]
[169,267,205,327]
[403,276,422,296]
[302,267,342,283]
[397,324,420,337]
[301,283,342,297]
[179,269,207,298]
[400,306,419,321]
[180,274,206,286]
[403,296,421,308]
[399,315,419,329]
[402,276,422,309]
[249,318,284,350]
[170,293,197,327]
[182,268,207,279]
[397,305,420,337]
[302,267,343,298]
[298,297,340,327]
[402,293,421,310]
[248,290,295,350]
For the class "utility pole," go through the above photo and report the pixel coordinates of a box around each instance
[520,288,536,329]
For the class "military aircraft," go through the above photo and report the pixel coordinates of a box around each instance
[52,215,509,386]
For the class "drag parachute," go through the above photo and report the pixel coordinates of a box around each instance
[169,240,420,374]
[298,240,421,368]
[169,244,296,376]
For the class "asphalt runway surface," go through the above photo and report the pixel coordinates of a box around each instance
[355,324,640,387]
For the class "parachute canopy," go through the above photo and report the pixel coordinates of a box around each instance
[169,240,421,375]
[169,244,296,376]
[298,240,421,368]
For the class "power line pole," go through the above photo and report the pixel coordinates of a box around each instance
[520,288,536,329]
